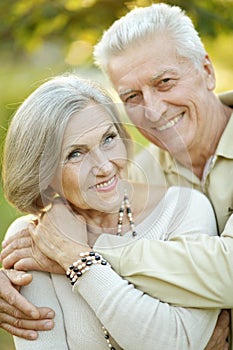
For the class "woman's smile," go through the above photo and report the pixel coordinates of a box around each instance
[91,175,117,192]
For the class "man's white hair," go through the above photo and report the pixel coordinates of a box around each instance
[94,3,206,73]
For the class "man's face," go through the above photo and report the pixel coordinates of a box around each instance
[108,35,215,157]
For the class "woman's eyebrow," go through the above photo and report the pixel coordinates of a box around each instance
[63,124,115,153]
[101,124,115,138]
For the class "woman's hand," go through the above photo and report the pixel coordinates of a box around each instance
[29,199,90,271]
[1,229,63,274]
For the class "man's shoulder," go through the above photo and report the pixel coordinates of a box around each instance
[135,143,170,164]
[219,90,233,107]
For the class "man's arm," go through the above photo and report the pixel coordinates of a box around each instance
[95,220,233,308]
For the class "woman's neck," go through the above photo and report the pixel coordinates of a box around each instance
[78,182,166,248]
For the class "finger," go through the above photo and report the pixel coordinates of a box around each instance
[14,257,41,271]
[1,236,32,260]
[223,343,229,350]
[2,228,30,248]
[217,309,230,328]
[0,269,32,287]
[205,310,230,349]
[0,270,40,319]
[2,247,33,270]
[1,323,39,340]
[0,313,54,331]
[0,298,54,319]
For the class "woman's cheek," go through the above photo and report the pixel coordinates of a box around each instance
[62,167,80,199]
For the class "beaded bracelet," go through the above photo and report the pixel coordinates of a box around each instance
[66,251,115,349]
[66,251,111,285]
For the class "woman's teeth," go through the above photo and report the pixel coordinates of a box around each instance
[95,176,115,189]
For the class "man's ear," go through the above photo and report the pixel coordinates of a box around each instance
[203,54,216,91]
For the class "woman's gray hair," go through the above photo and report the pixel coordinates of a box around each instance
[94,3,206,73]
[2,74,132,214]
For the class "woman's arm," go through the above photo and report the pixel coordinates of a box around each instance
[14,271,69,350]
[2,218,69,350]
[76,263,219,350]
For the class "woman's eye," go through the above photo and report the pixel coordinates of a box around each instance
[103,132,117,145]
[67,150,82,162]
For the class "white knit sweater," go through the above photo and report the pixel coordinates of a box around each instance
[8,187,219,350]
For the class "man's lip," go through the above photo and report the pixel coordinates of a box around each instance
[155,112,184,131]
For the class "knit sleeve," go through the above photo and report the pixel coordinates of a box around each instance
[4,217,69,350]
[13,271,69,350]
[75,264,218,350]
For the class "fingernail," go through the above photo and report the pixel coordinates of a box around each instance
[47,311,54,318]
[44,320,53,329]
[28,331,38,340]
[1,241,6,248]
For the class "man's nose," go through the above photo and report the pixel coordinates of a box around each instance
[143,89,167,122]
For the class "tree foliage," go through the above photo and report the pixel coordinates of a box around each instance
[0,0,233,59]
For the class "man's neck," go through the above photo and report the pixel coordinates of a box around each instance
[179,103,232,180]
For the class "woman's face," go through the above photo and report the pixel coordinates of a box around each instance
[52,102,128,214]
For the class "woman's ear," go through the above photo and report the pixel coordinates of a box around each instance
[203,54,216,91]
[39,186,60,210]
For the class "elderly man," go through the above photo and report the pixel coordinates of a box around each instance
[92,2,233,348]
[0,3,232,349]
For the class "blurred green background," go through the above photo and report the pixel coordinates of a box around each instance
[0,0,233,348]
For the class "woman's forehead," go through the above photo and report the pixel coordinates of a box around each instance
[62,104,115,146]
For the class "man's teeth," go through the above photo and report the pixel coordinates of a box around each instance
[95,176,115,189]
[157,114,183,131]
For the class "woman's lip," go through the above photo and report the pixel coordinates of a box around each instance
[91,175,117,191]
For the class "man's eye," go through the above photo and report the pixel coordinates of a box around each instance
[124,92,142,105]
[161,78,171,83]
[157,78,174,90]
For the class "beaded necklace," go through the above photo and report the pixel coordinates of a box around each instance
[117,190,137,237]
[102,190,137,349]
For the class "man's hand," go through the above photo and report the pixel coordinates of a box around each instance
[1,228,63,274]
[0,269,54,340]
[204,309,230,350]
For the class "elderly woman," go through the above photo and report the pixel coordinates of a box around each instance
[2,74,219,349]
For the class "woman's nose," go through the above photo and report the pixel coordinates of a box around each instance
[91,149,113,176]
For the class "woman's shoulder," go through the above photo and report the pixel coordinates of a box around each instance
[165,186,212,204]
[5,214,36,239]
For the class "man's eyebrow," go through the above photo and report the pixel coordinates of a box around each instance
[119,88,137,98]
[150,69,176,83]
[119,69,177,97]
